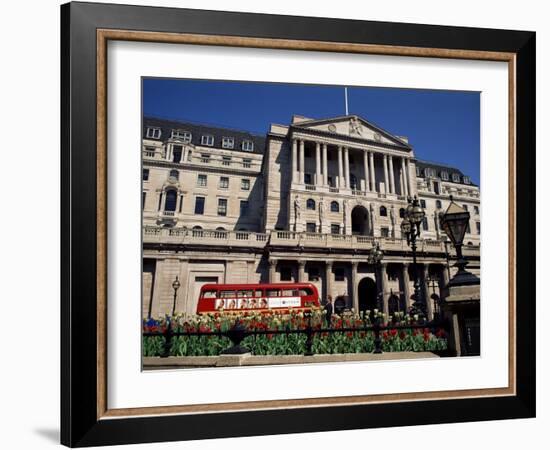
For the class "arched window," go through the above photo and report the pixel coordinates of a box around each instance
[306,199,316,210]
[193,226,203,230]
[330,201,339,213]
[380,206,387,216]
[399,208,405,218]
[216,227,226,231]
[169,169,179,180]
[164,190,177,211]
[435,200,442,209]
[350,174,358,190]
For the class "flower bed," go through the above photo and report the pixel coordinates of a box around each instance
[142,309,447,357]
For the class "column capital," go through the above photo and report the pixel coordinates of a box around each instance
[326,260,333,267]
[351,261,359,268]
[269,259,278,267]
[297,259,306,267]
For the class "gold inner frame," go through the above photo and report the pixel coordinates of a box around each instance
[96,29,516,420]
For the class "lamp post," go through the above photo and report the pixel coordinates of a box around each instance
[367,241,384,310]
[439,196,479,286]
[400,195,426,319]
[171,276,181,317]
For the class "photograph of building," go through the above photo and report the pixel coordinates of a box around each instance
[142,94,481,325]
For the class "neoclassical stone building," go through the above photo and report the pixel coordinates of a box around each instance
[142,115,480,319]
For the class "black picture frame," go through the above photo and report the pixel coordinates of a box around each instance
[61,1,535,447]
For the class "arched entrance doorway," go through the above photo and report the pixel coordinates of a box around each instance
[351,205,369,235]
[358,277,377,312]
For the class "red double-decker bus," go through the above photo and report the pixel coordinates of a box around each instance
[196,282,320,314]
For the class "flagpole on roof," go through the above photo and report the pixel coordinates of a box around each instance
[344,87,349,115]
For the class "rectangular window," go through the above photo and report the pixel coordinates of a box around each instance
[335,268,345,281]
[171,130,192,142]
[179,195,183,213]
[304,173,312,185]
[217,198,227,216]
[476,221,481,234]
[420,199,426,208]
[466,222,471,234]
[172,145,182,163]
[308,268,320,281]
[242,140,254,152]
[222,137,234,149]
[201,135,214,146]
[463,204,469,211]
[242,158,252,168]
[197,174,207,187]
[240,200,249,216]
[463,176,471,184]
[200,153,210,163]
[194,197,205,215]
[146,127,161,139]
[219,177,229,189]
[241,179,250,190]
[187,151,192,162]
[142,192,146,210]
[142,168,149,181]
[222,156,231,166]
[331,224,340,234]
[306,222,317,233]
[144,146,155,157]
[441,171,449,181]
[422,217,429,231]
[452,173,461,182]
[474,206,479,215]
[280,267,292,282]
[381,227,390,237]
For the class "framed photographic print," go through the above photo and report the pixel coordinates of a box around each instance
[61,1,536,447]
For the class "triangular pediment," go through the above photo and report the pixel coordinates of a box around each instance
[292,115,411,149]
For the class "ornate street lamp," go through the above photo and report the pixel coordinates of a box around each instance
[439,196,479,286]
[367,241,384,312]
[400,195,426,318]
[171,276,181,317]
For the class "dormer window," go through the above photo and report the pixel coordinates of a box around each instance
[242,140,254,152]
[171,129,192,142]
[452,173,461,182]
[463,176,471,184]
[425,168,436,178]
[201,135,214,146]
[441,171,449,181]
[222,137,234,149]
[146,127,161,139]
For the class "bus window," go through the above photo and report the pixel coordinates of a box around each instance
[281,289,299,297]
[299,288,313,296]
[266,289,280,297]
[201,290,217,298]
[237,290,254,297]
[254,290,263,297]
[220,290,236,298]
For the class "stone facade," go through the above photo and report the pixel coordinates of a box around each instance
[142,114,480,319]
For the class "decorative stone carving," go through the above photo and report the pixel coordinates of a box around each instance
[349,117,363,136]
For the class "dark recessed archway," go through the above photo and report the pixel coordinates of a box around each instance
[358,277,377,312]
[351,205,370,236]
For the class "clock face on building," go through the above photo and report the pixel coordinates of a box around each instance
[328,124,337,133]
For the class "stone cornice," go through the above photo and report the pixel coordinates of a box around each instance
[143,159,262,177]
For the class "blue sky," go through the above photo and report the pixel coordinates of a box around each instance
[143,78,480,184]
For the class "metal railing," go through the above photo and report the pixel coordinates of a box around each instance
[144,316,448,358]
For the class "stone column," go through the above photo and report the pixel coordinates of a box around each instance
[401,157,408,197]
[166,143,172,161]
[315,142,321,185]
[299,140,305,184]
[380,263,389,317]
[405,159,412,196]
[344,147,350,189]
[423,265,433,320]
[369,152,376,192]
[292,139,298,183]
[402,263,411,310]
[325,261,333,301]
[383,154,389,195]
[351,261,359,312]
[441,264,450,288]
[363,150,370,192]
[322,144,328,186]
[298,260,306,282]
[389,156,396,194]
[337,146,343,188]
[269,259,277,283]
[182,146,189,163]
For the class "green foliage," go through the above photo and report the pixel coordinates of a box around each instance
[142,310,447,357]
